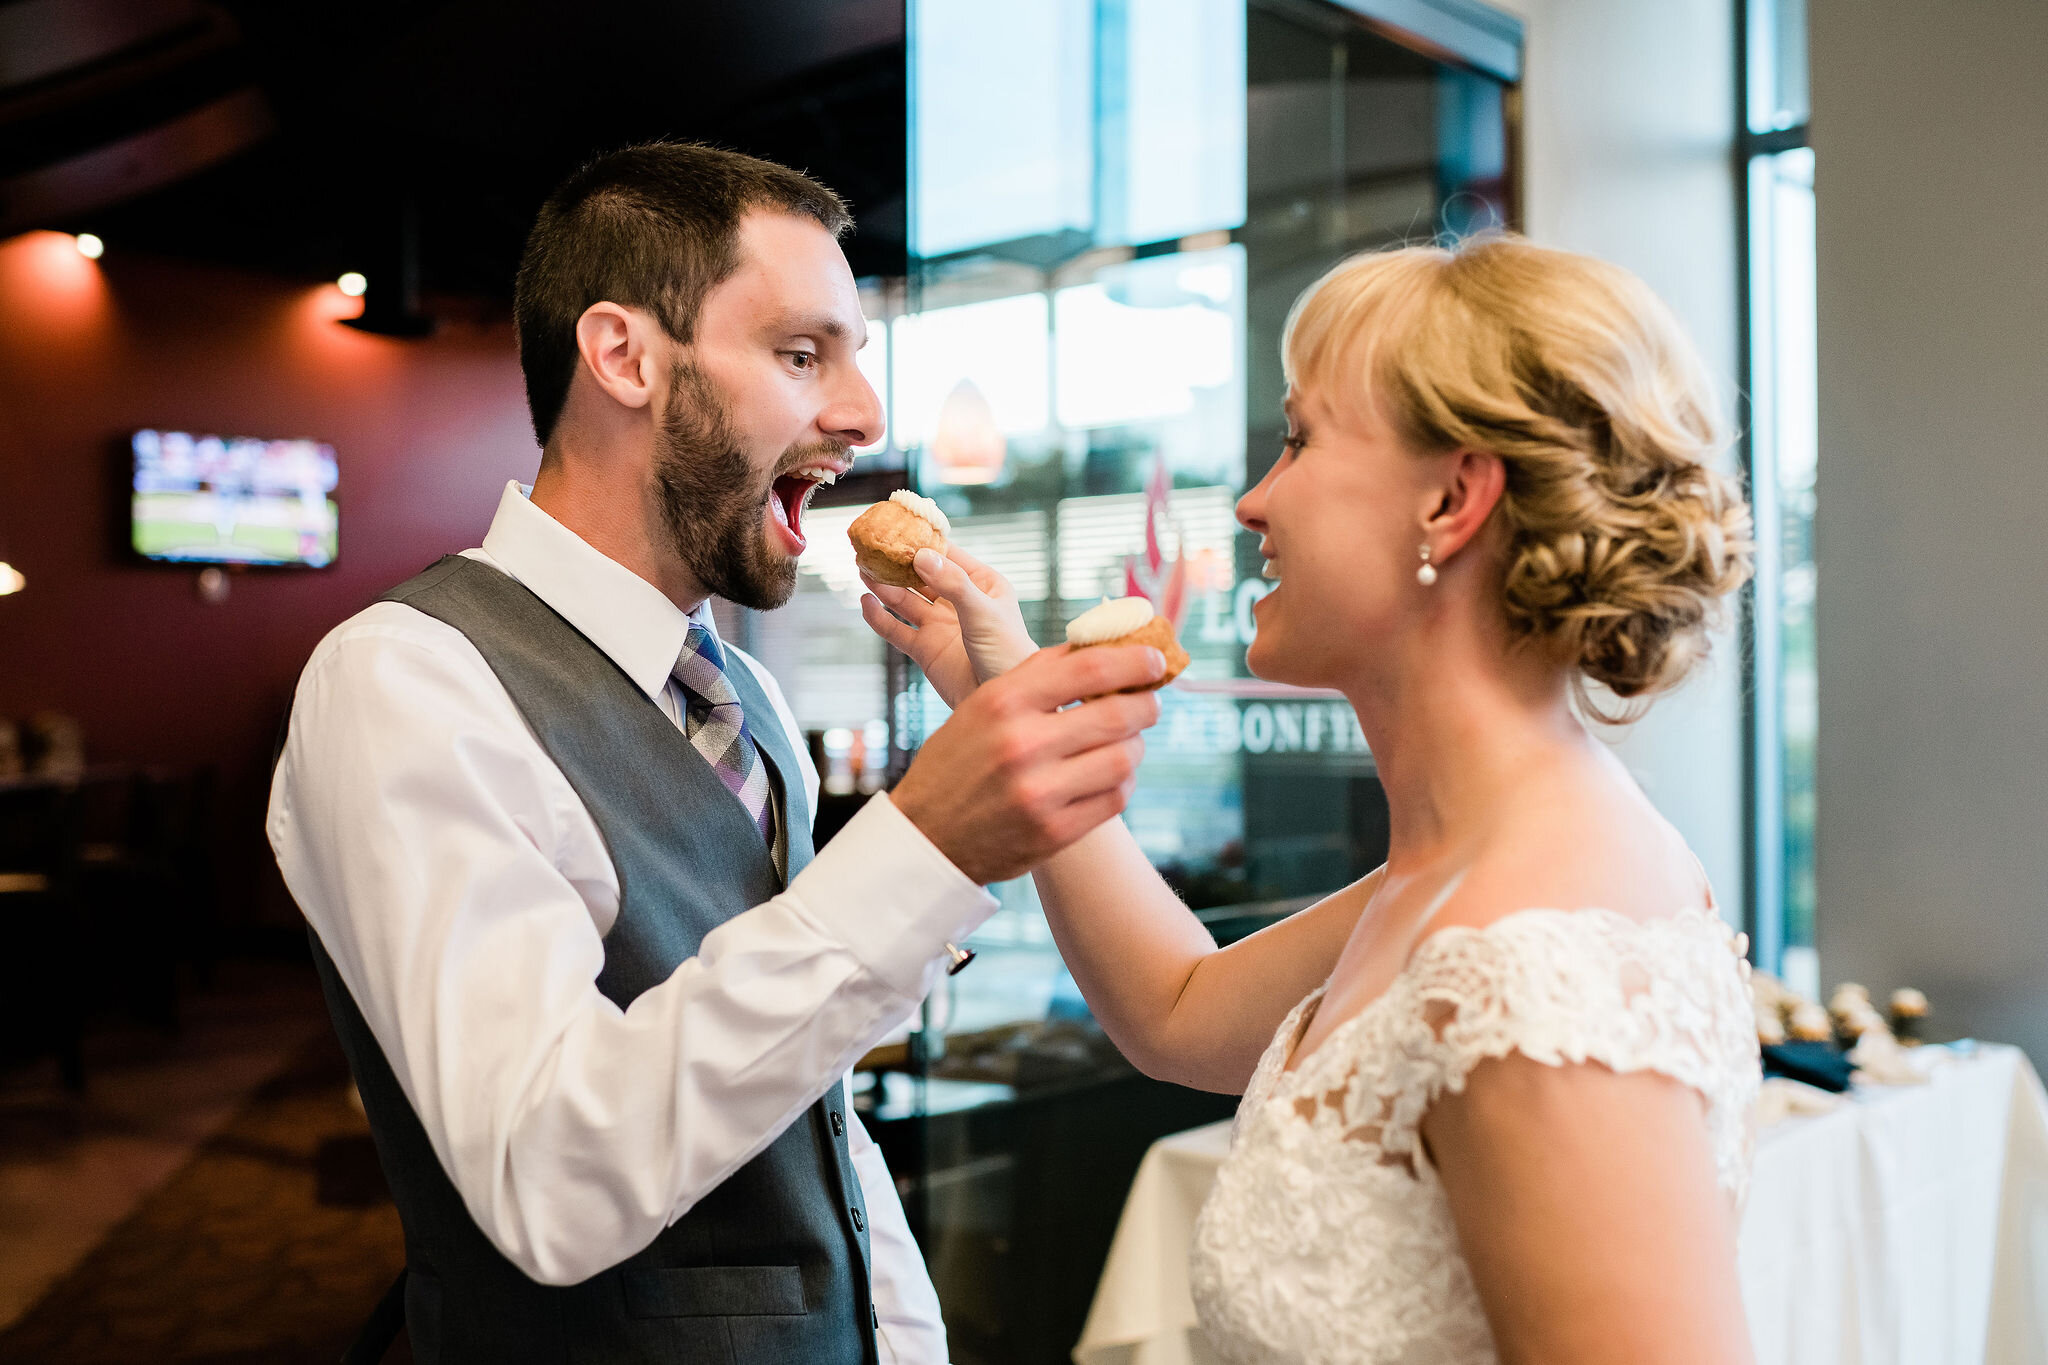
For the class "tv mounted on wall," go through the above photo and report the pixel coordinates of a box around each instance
[130,428,339,568]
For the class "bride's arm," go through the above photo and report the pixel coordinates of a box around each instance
[1424,1057,1754,1364]
[1029,831,1370,1092]
[862,547,1362,1093]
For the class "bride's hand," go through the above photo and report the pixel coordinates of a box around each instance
[860,545,1038,709]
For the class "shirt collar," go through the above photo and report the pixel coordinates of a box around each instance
[478,480,713,702]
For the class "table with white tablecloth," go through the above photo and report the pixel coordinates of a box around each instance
[1075,1043,2048,1365]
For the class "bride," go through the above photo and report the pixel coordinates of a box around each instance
[863,234,1761,1364]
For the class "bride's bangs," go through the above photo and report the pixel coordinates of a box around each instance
[1280,247,1450,440]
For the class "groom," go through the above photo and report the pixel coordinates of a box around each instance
[269,142,1165,1364]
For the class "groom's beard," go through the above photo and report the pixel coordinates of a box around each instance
[652,361,808,612]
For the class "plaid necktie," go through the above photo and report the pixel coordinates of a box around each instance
[672,623,777,857]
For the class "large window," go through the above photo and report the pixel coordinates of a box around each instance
[1742,0,1817,996]
[883,7,1519,1360]
[894,0,1517,971]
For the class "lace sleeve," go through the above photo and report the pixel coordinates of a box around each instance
[1366,908,1760,1194]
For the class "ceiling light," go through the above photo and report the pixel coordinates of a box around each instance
[0,562,24,596]
[930,379,1006,485]
[337,272,367,298]
[75,234,104,260]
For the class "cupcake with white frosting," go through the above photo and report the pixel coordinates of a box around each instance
[1064,596,1189,692]
[849,490,950,589]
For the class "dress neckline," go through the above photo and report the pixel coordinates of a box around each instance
[1278,902,1731,1079]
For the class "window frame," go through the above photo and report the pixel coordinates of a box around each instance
[1736,0,1813,976]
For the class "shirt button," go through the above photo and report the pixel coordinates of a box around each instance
[830,1111,845,1137]
[850,1206,865,1231]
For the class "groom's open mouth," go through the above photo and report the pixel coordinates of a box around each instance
[767,457,850,554]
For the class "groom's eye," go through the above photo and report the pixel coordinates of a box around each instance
[784,351,818,372]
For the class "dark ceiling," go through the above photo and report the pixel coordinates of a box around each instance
[0,0,909,304]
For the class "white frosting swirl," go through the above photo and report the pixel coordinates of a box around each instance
[889,489,950,536]
[1066,596,1156,645]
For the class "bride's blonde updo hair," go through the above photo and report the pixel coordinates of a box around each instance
[1283,234,1754,719]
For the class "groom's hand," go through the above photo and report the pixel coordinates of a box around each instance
[892,644,1165,886]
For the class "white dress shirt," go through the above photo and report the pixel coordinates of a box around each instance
[268,481,991,1363]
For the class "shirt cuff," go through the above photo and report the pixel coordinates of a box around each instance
[784,792,998,999]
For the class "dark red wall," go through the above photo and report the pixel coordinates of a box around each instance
[0,231,539,928]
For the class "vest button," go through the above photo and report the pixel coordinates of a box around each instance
[830,1110,845,1137]
[850,1206,865,1231]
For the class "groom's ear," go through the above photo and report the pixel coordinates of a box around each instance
[573,302,664,413]
[1423,448,1507,559]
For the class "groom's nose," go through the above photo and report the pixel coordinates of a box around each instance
[820,365,884,450]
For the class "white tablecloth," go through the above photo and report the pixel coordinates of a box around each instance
[1075,1044,2048,1365]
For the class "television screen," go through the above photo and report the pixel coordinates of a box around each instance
[131,428,339,568]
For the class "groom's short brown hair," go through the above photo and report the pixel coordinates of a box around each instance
[513,141,852,445]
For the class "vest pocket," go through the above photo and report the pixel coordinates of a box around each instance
[621,1265,805,1317]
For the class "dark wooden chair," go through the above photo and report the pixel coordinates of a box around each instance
[72,769,187,1032]
[137,769,221,994]
[0,779,87,1089]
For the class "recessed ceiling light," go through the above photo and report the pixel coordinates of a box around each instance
[75,234,104,260]
[337,272,367,297]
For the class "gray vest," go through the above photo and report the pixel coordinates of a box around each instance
[307,555,878,1365]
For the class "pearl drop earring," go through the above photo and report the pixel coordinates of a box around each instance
[1416,544,1438,587]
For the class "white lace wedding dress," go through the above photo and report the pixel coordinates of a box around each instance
[1188,906,1760,1364]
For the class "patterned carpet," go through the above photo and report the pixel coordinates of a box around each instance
[0,1028,407,1364]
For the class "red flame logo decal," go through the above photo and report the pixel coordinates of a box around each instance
[1122,457,1190,630]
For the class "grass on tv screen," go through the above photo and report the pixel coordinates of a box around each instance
[131,428,339,568]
